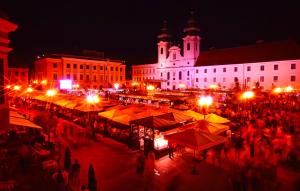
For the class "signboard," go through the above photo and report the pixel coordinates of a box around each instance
[59,80,72,90]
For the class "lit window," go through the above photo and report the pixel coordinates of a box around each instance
[260,65,264,71]
[291,76,296,82]
[291,64,296,69]
[274,65,278,70]
[247,66,251,71]
[260,76,264,82]
[273,76,278,82]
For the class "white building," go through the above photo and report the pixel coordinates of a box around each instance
[132,12,300,90]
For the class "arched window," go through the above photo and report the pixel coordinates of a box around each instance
[179,71,182,80]
[167,72,170,80]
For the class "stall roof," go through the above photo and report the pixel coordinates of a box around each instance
[9,111,42,129]
[164,129,227,151]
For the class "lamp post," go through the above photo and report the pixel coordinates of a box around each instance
[46,89,57,111]
[86,94,100,136]
[198,96,213,120]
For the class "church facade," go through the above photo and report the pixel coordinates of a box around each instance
[132,13,300,90]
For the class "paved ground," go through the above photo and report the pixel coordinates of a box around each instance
[66,137,231,191]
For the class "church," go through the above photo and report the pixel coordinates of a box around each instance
[132,12,300,90]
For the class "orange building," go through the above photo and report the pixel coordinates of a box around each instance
[7,67,29,85]
[34,54,126,89]
[0,15,18,128]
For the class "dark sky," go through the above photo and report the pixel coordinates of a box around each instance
[1,0,300,68]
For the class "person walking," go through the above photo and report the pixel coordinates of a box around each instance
[168,143,174,159]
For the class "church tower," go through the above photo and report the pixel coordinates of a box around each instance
[183,11,200,60]
[157,20,171,66]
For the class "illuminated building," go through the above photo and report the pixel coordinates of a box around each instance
[0,14,18,129]
[7,67,29,85]
[132,12,300,90]
[34,54,126,89]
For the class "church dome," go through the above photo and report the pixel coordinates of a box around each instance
[157,20,172,42]
[183,11,200,36]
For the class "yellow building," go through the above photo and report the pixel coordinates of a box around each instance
[34,54,126,89]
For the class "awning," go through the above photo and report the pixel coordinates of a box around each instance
[9,111,42,129]
[164,129,227,151]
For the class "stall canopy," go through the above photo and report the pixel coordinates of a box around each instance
[9,111,42,129]
[164,129,227,151]
[205,113,230,124]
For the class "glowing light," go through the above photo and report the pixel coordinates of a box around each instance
[6,85,11,89]
[33,80,38,84]
[26,87,33,93]
[13,85,21,91]
[284,86,293,93]
[131,82,139,86]
[241,91,255,100]
[179,83,186,89]
[114,83,120,90]
[154,136,168,150]
[86,95,100,104]
[46,89,57,97]
[72,84,80,88]
[209,84,219,90]
[41,80,47,85]
[273,87,283,94]
[146,85,155,91]
[198,96,213,107]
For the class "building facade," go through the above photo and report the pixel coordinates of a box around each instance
[132,13,300,90]
[7,67,29,85]
[0,15,17,128]
[34,54,126,89]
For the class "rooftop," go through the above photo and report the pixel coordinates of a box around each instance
[195,40,300,66]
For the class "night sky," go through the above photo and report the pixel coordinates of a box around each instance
[1,0,300,68]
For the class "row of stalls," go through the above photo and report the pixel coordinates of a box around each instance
[98,104,231,156]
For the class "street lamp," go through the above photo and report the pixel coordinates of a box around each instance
[26,87,33,93]
[272,87,283,94]
[86,94,100,136]
[284,86,293,93]
[114,83,120,90]
[13,85,21,91]
[240,91,255,100]
[198,96,213,119]
[46,89,57,97]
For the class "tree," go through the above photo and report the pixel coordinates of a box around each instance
[88,164,97,191]
[33,113,58,143]
[64,147,71,170]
